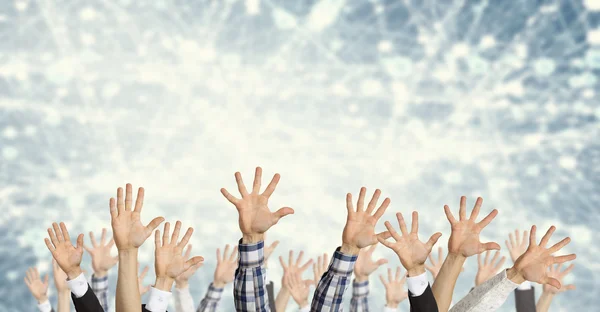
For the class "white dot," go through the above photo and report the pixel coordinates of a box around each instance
[56,88,69,98]
[558,156,577,169]
[583,0,600,11]
[525,165,540,176]
[3,146,18,160]
[360,79,383,96]
[443,171,462,184]
[79,7,97,21]
[3,126,18,139]
[24,125,37,136]
[533,58,556,76]
[81,33,96,46]
[56,167,70,178]
[587,29,600,45]
[479,35,496,49]
[451,43,470,57]
[15,1,28,11]
[348,104,359,113]
[102,82,120,99]
[523,134,543,146]
[378,40,393,53]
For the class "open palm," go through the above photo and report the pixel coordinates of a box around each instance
[342,188,391,251]
[44,222,84,277]
[445,197,499,257]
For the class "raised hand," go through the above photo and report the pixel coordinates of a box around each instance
[221,167,294,243]
[174,245,204,288]
[475,250,506,286]
[543,263,575,294]
[312,253,328,285]
[52,259,69,292]
[342,187,391,255]
[24,267,49,302]
[110,184,165,251]
[379,267,408,308]
[354,245,388,282]
[137,263,151,295]
[264,239,280,262]
[506,229,529,263]
[154,221,204,291]
[44,222,84,279]
[285,269,314,308]
[280,250,314,288]
[509,225,576,287]
[425,247,444,279]
[213,244,239,288]
[445,196,500,257]
[378,211,442,276]
[84,228,118,277]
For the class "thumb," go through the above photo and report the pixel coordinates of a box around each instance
[426,232,443,249]
[546,277,562,290]
[43,274,49,285]
[272,207,294,224]
[376,258,388,266]
[76,234,84,251]
[479,242,500,252]
[304,279,315,287]
[563,284,576,291]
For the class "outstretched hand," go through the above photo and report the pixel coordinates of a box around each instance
[506,229,529,263]
[354,245,388,282]
[510,225,576,288]
[84,228,118,277]
[475,250,505,286]
[342,187,391,255]
[445,197,500,257]
[280,250,314,289]
[110,184,165,251]
[24,267,49,302]
[174,245,204,288]
[44,222,84,279]
[137,263,151,295]
[543,263,576,294]
[52,259,69,292]
[221,167,294,243]
[213,244,239,287]
[379,267,408,308]
[312,253,328,285]
[378,211,442,276]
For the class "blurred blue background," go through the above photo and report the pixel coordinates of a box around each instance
[1,0,599,311]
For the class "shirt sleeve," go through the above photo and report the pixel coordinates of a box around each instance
[234,239,270,312]
[91,274,109,312]
[197,283,224,312]
[37,300,52,312]
[173,286,195,312]
[383,307,397,312]
[449,269,519,312]
[310,247,357,312]
[146,287,173,312]
[67,272,89,298]
[350,279,369,312]
[406,272,428,297]
[516,281,532,290]
[299,306,311,312]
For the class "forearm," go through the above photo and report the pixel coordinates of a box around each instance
[431,253,465,312]
[116,249,141,312]
[57,291,71,312]
[350,279,369,312]
[449,269,518,312]
[234,237,269,311]
[173,284,195,312]
[310,246,358,312]
[91,274,110,312]
[197,283,224,312]
[275,288,291,312]
[536,292,554,312]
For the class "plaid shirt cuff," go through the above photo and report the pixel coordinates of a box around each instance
[238,239,265,269]
[330,247,358,276]
[91,274,109,289]
[206,283,224,300]
[352,280,369,297]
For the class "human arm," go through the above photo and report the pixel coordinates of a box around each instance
[171,245,202,312]
[196,244,238,312]
[536,263,576,312]
[350,245,388,312]
[24,267,52,312]
[475,251,505,286]
[277,250,314,312]
[286,267,315,310]
[379,267,408,310]
[86,228,118,312]
[506,229,535,312]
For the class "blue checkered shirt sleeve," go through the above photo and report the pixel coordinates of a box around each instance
[310,247,358,312]
[350,279,369,312]
[197,283,224,312]
[234,239,270,312]
[91,274,109,312]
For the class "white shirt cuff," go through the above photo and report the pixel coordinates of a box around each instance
[67,273,89,298]
[299,305,310,312]
[37,300,52,312]
[406,272,428,297]
[146,287,172,312]
[517,281,532,290]
[384,306,397,312]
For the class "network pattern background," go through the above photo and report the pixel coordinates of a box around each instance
[0,0,599,311]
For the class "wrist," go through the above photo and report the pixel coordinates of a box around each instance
[213,280,226,288]
[118,248,138,258]
[66,267,83,280]
[541,290,556,297]
[37,295,49,303]
[354,275,369,282]
[154,276,175,292]
[94,270,108,278]
[407,265,426,277]
[175,280,189,289]
[298,300,309,308]
[242,234,264,244]
[386,303,399,309]
[507,267,526,284]
[340,243,360,255]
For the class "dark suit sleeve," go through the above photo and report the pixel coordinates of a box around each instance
[515,287,536,312]
[408,285,439,312]
[266,281,276,312]
[70,284,105,312]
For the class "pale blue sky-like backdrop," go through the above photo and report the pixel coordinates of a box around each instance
[0,0,599,311]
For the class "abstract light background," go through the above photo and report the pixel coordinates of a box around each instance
[1,0,599,311]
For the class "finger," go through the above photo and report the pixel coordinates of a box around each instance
[262,173,280,198]
[476,209,498,229]
[444,205,457,224]
[109,198,117,220]
[372,198,391,220]
[76,234,84,250]
[234,172,249,197]
[229,246,238,262]
[377,229,392,241]
[521,230,529,247]
[379,274,387,286]
[529,225,536,248]
[117,187,124,213]
[89,231,98,248]
[477,253,482,267]
[470,197,482,221]
[223,244,231,261]
[288,250,294,267]
[184,256,205,270]
[484,250,491,264]
[252,167,262,193]
[125,183,133,211]
[25,268,33,282]
[376,258,388,267]
[268,240,280,252]
[44,238,55,252]
[539,226,556,248]
[387,267,392,282]
[559,263,575,277]
[459,196,467,220]
[162,222,170,246]
[295,250,305,266]
[553,254,576,264]
[47,227,59,247]
[384,221,402,242]
[59,222,72,243]
[395,266,401,281]
[217,248,222,263]
[428,254,435,266]
[271,207,294,224]
[323,253,329,269]
[505,240,511,253]
[438,246,443,263]
[366,189,381,214]
[396,213,409,236]
[494,256,506,271]
[410,211,419,234]
[563,284,576,291]
[171,221,182,245]
[479,242,501,252]
[300,259,314,272]
[100,228,107,246]
[177,227,194,248]
[377,235,395,250]
[43,274,49,285]
[107,238,115,249]
[184,245,192,259]
[134,187,145,213]
[140,266,149,279]
[145,217,165,237]
[513,230,519,248]
[279,256,287,269]
[425,232,442,250]
[154,229,160,249]
[346,193,354,215]
[220,188,239,205]
[544,277,562,289]
[52,223,63,242]
[490,250,499,265]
